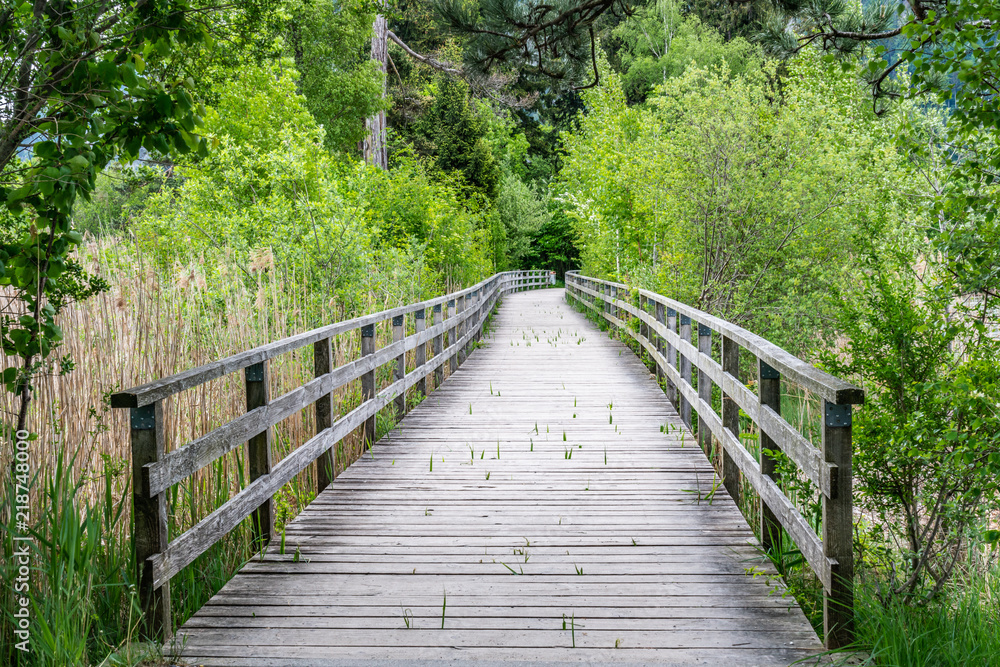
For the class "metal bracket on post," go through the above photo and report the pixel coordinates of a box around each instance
[130,404,156,430]
[760,361,780,380]
[392,315,404,327]
[697,323,711,337]
[825,403,852,428]
[245,362,265,383]
[361,324,375,338]
[667,307,677,318]
[680,314,691,326]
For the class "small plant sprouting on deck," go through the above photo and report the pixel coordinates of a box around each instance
[574,564,584,575]
[441,591,447,629]
[402,607,414,629]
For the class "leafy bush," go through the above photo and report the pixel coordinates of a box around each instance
[823,252,1000,600]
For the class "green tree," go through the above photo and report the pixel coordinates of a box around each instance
[286,0,386,154]
[436,0,629,89]
[556,53,912,353]
[494,174,549,269]
[758,0,1000,300]
[822,244,1000,600]
[0,0,207,437]
[424,77,501,202]
[610,6,763,104]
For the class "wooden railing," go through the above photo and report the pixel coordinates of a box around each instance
[565,271,863,649]
[112,269,554,638]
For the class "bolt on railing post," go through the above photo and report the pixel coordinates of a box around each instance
[697,323,712,454]
[246,361,273,549]
[679,314,692,428]
[392,315,405,418]
[822,401,854,649]
[361,324,376,450]
[130,400,171,640]
[433,304,444,389]
[721,336,741,506]
[315,337,335,493]
[415,309,426,397]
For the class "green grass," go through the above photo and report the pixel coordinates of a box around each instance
[852,558,1000,666]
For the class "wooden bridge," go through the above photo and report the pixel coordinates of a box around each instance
[113,270,862,665]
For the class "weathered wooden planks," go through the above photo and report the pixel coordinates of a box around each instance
[172,288,824,666]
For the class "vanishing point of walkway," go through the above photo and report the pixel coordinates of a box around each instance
[175,289,824,666]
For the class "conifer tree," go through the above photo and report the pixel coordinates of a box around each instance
[427,78,500,201]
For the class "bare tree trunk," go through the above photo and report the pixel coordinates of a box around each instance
[362,13,388,170]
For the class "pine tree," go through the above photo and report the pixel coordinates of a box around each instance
[428,78,500,202]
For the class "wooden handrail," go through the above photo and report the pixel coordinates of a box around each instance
[565,271,862,650]
[115,269,554,639]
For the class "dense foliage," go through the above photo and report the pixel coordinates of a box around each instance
[2,0,998,663]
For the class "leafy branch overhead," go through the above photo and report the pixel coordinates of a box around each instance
[759,0,1000,298]
[0,0,211,435]
[435,0,633,87]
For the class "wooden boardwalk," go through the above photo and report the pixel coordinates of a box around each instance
[175,289,824,666]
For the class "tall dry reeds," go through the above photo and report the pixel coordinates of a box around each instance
[1,234,451,664]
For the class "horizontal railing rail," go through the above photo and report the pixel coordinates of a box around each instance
[114,269,554,639]
[565,271,863,649]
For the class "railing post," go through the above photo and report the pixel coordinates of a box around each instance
[433,304,444,388]
[639,295,649,366]
[721,336,741,507]
[447,299,457,375]
[393,314,405,417]
[679,314,692,428]
[666,307,677,409]
[315,338,335,493]
[655,301,665,388]
[759,360,782,556]
[456,294,467,365]
[131,401,171,639]
[246,362,273,549]
[415,309,426,397]
[473,288,482,346]
[361,324,376,450]
[822,401,854,649]
[697,323,712,454]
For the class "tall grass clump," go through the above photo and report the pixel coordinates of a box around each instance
[854,550,1000,666]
